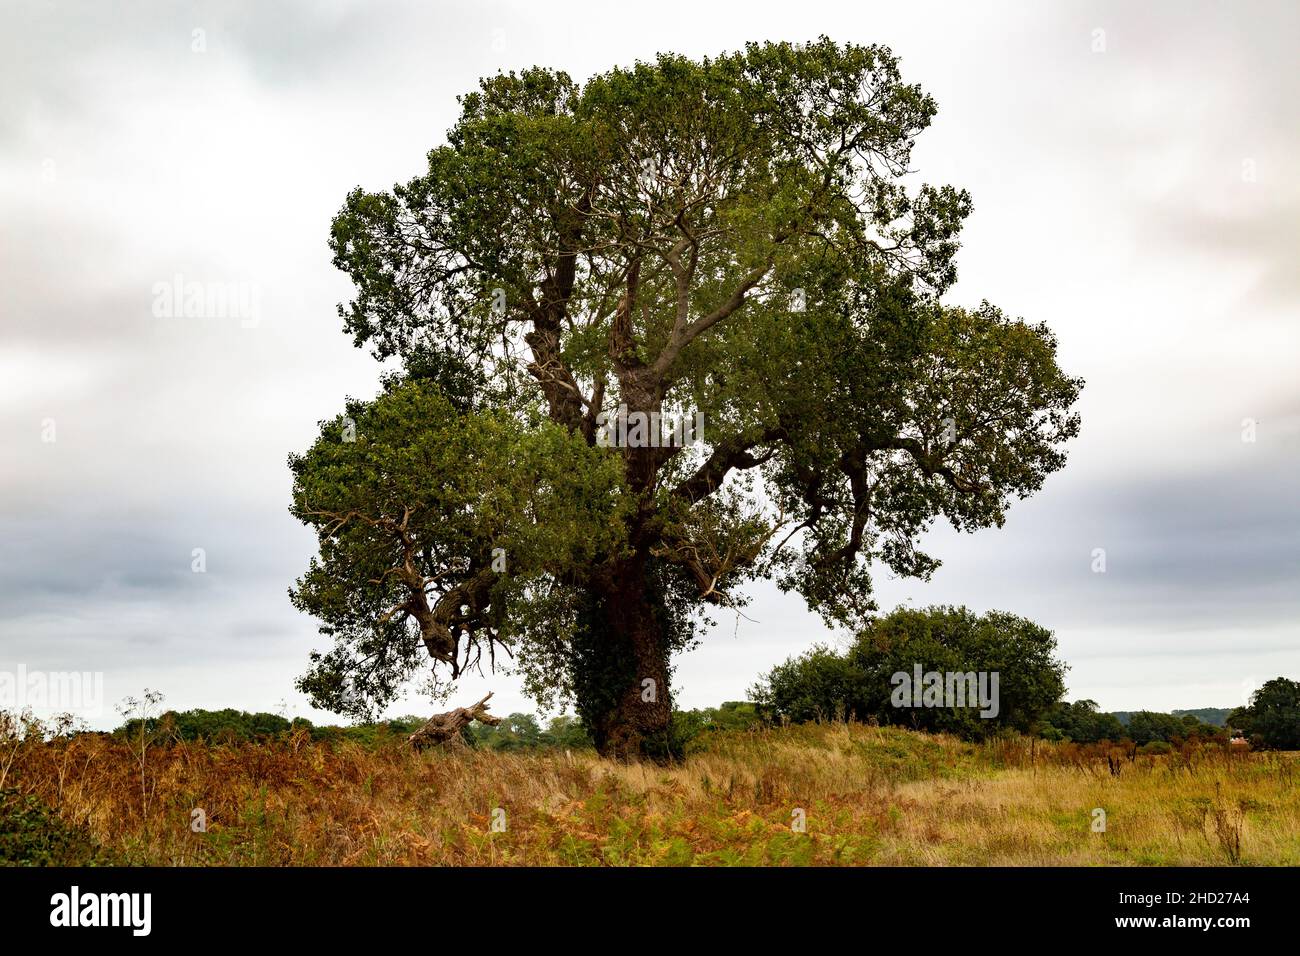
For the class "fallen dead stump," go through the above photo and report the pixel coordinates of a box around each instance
[408,692,500,751]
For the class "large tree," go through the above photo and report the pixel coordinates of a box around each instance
[290,39,1083,758]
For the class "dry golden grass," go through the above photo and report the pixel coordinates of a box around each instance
[5,721,1298,866]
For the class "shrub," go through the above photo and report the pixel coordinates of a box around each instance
[750,646,867,724]
[0,789,107,866]
[751,606,1067,740]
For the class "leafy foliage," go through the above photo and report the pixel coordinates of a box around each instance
[290,380,630,719]
[1038,700,1127,743]
[1229,678,1300,750]
[464,713,596,751]
[116,708,298,743]
[0,789,107,866]
[751,606,1067,739]
[1124,711,1220,746]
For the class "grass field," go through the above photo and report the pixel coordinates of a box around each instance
[4,722,1298,866]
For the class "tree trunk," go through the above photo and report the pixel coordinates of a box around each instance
[572,552,674,760]
[574,371,677,760]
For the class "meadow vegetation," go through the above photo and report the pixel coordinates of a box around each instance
[2,714,1295,867]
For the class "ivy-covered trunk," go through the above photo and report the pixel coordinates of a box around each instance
[572,551,674,760]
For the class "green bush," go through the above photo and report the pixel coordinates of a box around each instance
[0,789,107,866]
[751,606,1067,740]
[673,702,763,752]
[749,647,866,724]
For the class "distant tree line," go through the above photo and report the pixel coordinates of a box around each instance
[104,616,1300,752]
[1038,700,1225,747]
[109,702,763,752]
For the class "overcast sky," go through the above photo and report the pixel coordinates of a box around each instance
[2,0,1296,727]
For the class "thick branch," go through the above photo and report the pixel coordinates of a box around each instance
[886,437,980,494]
[671,424,787,504]
[650,257,773,378]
